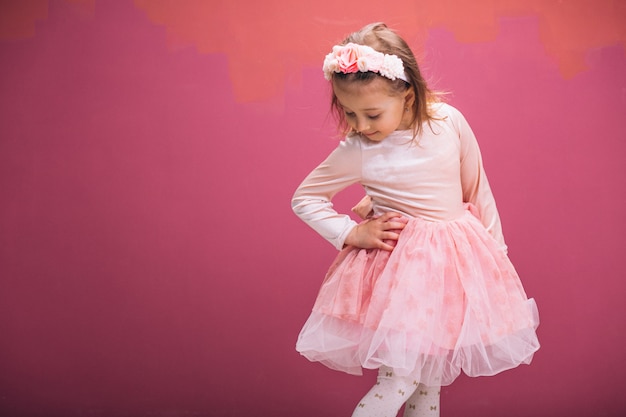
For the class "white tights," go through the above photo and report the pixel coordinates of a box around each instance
[351,367,440,417]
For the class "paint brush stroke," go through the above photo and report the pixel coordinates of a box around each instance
[1,0,624,101]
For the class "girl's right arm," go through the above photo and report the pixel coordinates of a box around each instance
[292,138,405,251]
[292,138,362,250]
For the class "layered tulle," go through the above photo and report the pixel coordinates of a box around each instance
[296,209,539,386]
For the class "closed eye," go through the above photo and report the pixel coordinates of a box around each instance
[344,112,380,120]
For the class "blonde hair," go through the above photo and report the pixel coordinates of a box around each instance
[328,22,441,139]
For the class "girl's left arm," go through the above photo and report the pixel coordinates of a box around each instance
[454,108,508,252]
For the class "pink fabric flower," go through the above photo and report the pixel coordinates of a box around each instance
[337,44,360,74]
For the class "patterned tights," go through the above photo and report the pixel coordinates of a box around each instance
[351,367,440,417]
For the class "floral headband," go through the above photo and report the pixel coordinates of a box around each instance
[322,42,408,82]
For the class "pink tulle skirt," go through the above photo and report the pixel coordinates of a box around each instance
[296,208,540,386]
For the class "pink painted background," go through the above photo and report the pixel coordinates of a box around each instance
[1,1,625,416]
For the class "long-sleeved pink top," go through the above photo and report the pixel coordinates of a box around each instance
[292,103,506,252]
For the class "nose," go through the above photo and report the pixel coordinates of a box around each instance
[355,117,370,133]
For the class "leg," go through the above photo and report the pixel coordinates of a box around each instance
[351,367,420,417]
[401,383,440,417]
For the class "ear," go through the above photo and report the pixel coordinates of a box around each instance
[403,89,416,109]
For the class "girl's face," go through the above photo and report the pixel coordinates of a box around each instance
[333,77,413,141]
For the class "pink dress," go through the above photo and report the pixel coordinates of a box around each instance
[292,103,539,386]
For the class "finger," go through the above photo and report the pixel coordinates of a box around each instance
[352,206,374,220]
[382,231,401,241]
[351,196,372,212]
[377,240,395,251]
[379,211,402,221]
[383,221,407,230]
[380,212,408,224]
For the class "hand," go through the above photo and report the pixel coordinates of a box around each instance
[351,195,374,220]
[344,212,408,251]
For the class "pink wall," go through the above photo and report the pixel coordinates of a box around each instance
[1,1,624,416]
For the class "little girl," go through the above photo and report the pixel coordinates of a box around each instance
[292,23,539,416]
